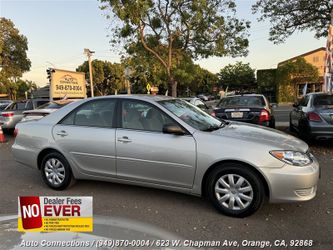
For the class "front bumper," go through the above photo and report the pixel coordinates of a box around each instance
[261,157,319,203]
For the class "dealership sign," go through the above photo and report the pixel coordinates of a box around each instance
[50,69,86,99]
[18,196,93,232]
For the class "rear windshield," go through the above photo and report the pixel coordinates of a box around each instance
[313,95,333,107]
[217,96,265,107]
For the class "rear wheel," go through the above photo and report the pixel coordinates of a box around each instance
[206,163,265,217]
[41,152,73,190]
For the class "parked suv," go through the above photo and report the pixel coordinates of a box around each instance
[212,94,275,128]
[0,99,49,132]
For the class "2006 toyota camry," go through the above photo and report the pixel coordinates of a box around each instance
[12,95,319,217]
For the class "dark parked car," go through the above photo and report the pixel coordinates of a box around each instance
[212,94,275,128]
[0,100,12,111]
[290,92,333,140]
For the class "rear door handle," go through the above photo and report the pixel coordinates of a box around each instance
[56,130,68,137]
[117,136,132,143]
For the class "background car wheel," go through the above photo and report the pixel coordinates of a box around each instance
[41,152,73,190]
[206,163,265,217]
[289,117,296,133]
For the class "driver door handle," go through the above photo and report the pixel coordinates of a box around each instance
[56,130,68,137]
[117,136,132,143]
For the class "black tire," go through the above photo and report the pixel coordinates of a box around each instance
[206,163,265,218]
[41,152,73,190]
[269,117,276,129]
[289,117,296,133]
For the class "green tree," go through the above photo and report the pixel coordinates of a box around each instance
[76,60,125,96]
[252,0,332,44]
[99,0,250,97]
[218,62,256,90]
[256,69,277,102]
[276,58,319,102]
[0,18,31,80]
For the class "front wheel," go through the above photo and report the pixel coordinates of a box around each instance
[206,163,265,217]
[41,152,73,190]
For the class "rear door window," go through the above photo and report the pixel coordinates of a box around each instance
[61,99,116,128]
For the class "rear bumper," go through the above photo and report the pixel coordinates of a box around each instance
[309,122,333,139]
[0,117,16,129]
[12,143,38,169]
[261,158,319,203]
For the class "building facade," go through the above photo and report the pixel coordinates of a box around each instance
[278,47,325,99]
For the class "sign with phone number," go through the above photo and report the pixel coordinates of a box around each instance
[50,69,86,99]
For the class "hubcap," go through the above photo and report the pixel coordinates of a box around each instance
[215,174,253,210]
[44,158,65,185]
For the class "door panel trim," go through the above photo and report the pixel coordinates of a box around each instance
[117,156,193,169]
[71,151,116,159]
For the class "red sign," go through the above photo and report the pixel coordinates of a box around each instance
[19,196,43,230]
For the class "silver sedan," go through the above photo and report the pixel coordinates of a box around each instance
[12,95,319,217]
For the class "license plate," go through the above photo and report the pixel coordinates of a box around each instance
[231,112,243,118]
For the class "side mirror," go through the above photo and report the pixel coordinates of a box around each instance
[270,103,278,108]
[163,124,186,135]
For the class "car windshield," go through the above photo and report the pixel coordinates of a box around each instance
[218,96,265,107]
[313,95,333,107]
[159,99,225,131]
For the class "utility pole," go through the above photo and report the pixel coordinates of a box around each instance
[84,48,95,97]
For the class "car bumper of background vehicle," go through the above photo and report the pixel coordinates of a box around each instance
[0,117,14,129]
[260,159,319,203]
[308,122,333,139]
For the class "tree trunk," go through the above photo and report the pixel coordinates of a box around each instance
[167,72,177,97]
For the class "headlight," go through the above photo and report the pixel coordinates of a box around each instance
[270,150,312,166]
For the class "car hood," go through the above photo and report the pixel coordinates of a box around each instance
[212,122,308,152]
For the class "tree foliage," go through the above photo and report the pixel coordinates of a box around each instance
[252,0,333,44]
[218,62,256,90]
[123,45,218,96]
[99,0,250,96]
[0,18,31,80]
[76,60,125,96]
[276,58,319,102]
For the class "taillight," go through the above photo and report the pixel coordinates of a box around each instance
[211,111,216,117]
[1,112,14,117]
[307,112,322,122]
[13,128,18,137]
[259,109,270,123]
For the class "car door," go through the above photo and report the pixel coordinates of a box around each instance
[115,99,196,188]
[53,98,117,177]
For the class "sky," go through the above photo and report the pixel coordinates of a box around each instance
[0,0,326,87]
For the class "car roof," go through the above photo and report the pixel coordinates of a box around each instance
[224,94,264,98]
[86,94,176,102]
[306,92,333,96]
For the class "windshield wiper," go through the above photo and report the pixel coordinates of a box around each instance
[202,121,228,132]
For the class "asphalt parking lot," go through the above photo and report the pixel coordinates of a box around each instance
[0,132,332,249]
